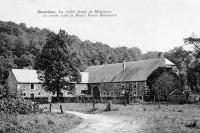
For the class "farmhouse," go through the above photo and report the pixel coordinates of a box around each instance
[7,69,89,101]
[85,55,179,103]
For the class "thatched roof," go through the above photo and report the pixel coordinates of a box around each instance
[85,58,175,83]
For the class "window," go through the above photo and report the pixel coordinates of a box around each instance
[134,83,137,88]
[31,93,34,98]
[38,92,40,95]
[24,93,26,96]
[132,90,137,96]
[107,91,109,95]
[31,84,34,89]
[81,90,87,95]
[144,87,150,95]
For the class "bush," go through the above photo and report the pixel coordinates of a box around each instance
[0,97,42,114]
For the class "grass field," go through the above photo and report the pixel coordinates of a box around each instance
[0,112,82,133]
[41,103,200,133]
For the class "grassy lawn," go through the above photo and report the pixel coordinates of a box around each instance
[41,102,200,133]
[102,103,200,133]
[0,112,82,133]
[40,102,107,113]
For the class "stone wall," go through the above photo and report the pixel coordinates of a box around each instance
[17,83,88,98]
[89,81,147,98]
[17,83,52,98]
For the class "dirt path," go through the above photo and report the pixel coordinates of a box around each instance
[65,111,140,133]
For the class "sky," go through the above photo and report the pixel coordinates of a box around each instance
[0,0,200,53]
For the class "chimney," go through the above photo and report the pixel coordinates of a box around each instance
[123,60,126,71]
[158,52,164,58]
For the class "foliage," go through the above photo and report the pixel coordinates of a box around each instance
[0,20,143,84]
[184,36,200,58]
[2,20,200,96]
[165,46,193,70]
[36,30,81,100]
[0,98,42,114]
[148,69,182,101]
[0,110,81,133]
[142,51,160,60]
[0,21,50,84]
[154,72,181,94]
[183,36,200,93]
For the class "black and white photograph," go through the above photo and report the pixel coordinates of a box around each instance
[1,0,200,132]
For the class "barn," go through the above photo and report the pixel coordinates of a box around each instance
[85,55,179,103]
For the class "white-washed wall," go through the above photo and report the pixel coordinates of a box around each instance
[17,83,52,97]
[17,83,88,98]
[75,84,88,96]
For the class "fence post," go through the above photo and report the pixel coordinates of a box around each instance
[93,98,95,109]
[106,100,112,111]
[142,95,144,103]
[49,103,52,112]
[60,105,63,114]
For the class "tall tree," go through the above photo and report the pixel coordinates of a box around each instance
[36,30,81,101]
[184,36,200,58]
[184,36,200,92]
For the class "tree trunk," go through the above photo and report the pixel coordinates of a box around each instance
[157,89,161,109]
[196,73,200,92]
[57,89,60,103]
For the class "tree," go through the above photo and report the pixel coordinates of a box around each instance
[184,36,200,92]
[142,51,159,60]
[165,47,192,70]
[0,52,17,84]
[128,47,142,60]
[36,30,81,101]
[184,36,200,58]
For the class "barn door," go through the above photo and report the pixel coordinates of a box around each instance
[93,86,100,99]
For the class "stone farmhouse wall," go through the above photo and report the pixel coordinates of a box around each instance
[88,81,149,100]
[17,83,88,98]
[17,83,52,98]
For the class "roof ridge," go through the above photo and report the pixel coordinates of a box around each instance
[87,58,163,68]
[85,57,169,83]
